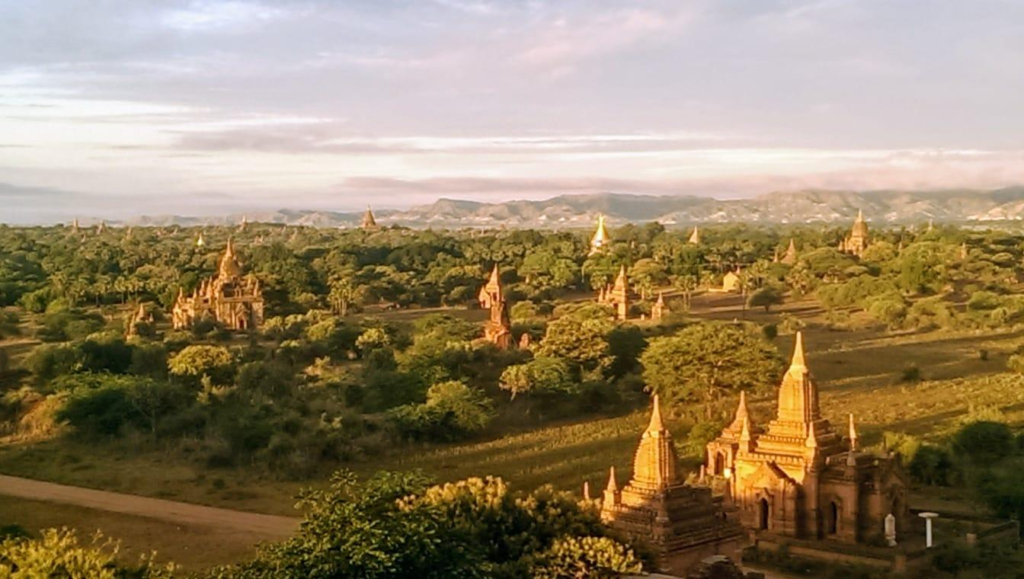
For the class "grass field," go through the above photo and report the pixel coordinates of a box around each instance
[4,295,1024,570]
[0,496,269,572]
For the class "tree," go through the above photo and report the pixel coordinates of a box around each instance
[746,286,783,312]
[217,471,640,579]
[537,315,613,375]
[168,345,235,386]
[641,323,783,417]
[952,421,1014,468]
[499,356,576,400]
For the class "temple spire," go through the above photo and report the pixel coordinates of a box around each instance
[790,331,807,371]
[605,466,618,492]
[806,422,818,448]
[590,214,611,254]
[647,395,665,432]
[848,413,859,451]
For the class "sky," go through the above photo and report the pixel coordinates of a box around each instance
[1,0,1023,223]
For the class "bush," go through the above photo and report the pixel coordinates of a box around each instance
[952,421,1014,467]
[389,381,494,441]
[168,345,235,386]
[1007,354,1024,375]
[900,365,921,383]
[908,445,954,486]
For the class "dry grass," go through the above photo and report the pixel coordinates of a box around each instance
[0,496,270,573]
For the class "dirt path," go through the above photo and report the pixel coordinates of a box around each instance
[0,474,299,539]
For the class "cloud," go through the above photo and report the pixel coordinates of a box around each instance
[160,1,289,32]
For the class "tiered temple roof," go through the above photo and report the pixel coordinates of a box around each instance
[601,396,744,574]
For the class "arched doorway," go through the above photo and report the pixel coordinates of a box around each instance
[827,502,839,535]
[714,452,726,475]
[759,498,770,530]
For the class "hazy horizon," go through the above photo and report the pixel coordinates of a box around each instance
[3,0,1024,222]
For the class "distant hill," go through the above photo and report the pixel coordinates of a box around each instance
[122,187,1024,228]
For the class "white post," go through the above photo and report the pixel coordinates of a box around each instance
[919,512,939,548]
[884,513,897,547]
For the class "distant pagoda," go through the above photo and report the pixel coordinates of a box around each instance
[361,206,379,231]
[590,214,611,255]
[839,210,870,257]
[478,264,513,349]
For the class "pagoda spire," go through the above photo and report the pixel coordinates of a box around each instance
[648,394,665,432]
[726,391,750,431]
[848,413,859,451]
[630,395,683,489]
[790,330,807,370]
[775,331,821,425]
[590,214,611,254]
[605,466,618,492]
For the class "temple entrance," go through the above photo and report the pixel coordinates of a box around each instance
[758,498,770,530]
[827,502,839,535]
[714,452,726,475]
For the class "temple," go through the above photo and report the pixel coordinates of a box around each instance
[590,214,611,255]
[601,396,744,574]
[651,291,668,322]
[839,210,870,257]
[172,240,265,331]
[722,269,741,293]
[478,265,513,349]
[361,206,379,231]
[689,226,701,245]
[706,332,909,545]
[597,265,630,321]
[781,239,798,265]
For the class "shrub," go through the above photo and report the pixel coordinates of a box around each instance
[952,421,1014,467]
[900,365,921,383]
[389,381,494,441]
[908,445,954,486]
[1007,354,1024,375]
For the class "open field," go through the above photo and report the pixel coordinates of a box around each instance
[0,495,278,572]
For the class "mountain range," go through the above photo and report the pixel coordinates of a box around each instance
[120,187,1024,229]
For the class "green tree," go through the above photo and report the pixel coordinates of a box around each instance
[746,286,784,312]
[641,323,783,417]
[499,356,576,400]
[167,345,235,386]
[537,315,613,375]
[217,471,639,579]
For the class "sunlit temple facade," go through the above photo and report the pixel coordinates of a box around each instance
[600,396,744,574]
[839,210,870,257]
[706,332,909,544]
[172,240,265,331]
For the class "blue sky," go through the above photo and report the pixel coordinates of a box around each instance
[1,0,1023,222]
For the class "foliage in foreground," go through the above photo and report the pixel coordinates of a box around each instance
[0,528,174,578]
[211,470,642,579]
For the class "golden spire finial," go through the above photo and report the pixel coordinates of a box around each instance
[806,422,818,448]
[582,481,591,500]
[740,415,752,442]
[605,466,618,492]
[647,395,665,433]
[790,331,807,371]
[848,413,859,451]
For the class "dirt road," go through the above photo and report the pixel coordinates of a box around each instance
[0,474,299,539]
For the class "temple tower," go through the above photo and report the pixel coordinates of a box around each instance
[361,206,379,231]
[590,214,611,255]
[607,265,630,321]
[839,210,870,256]
[601,396,744,574]
[782,239,798,265]
[479,264,513,349]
